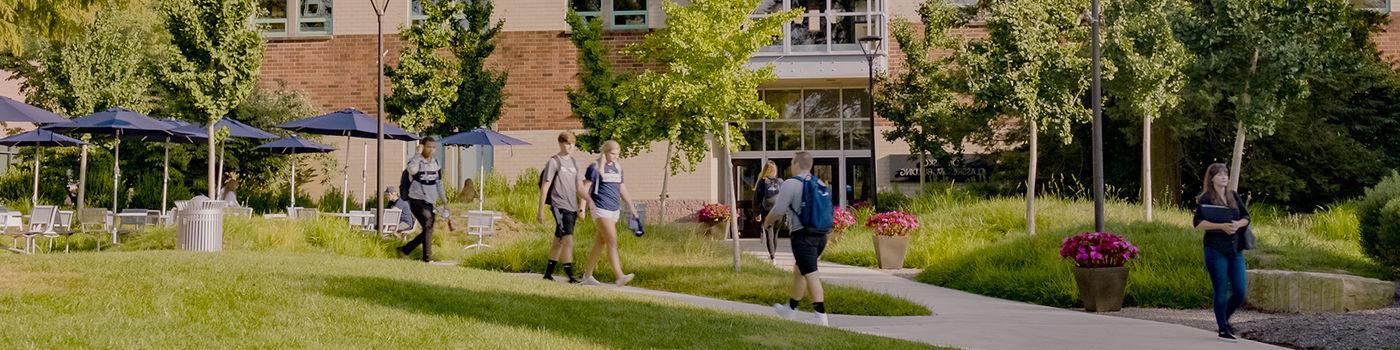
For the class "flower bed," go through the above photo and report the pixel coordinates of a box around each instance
[1059,232,1140,268]
[696,203,731,224]
[865,211,919,237]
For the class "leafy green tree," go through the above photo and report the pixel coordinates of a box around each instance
[565,9,652,156]
[0,0,120,53]
[962,0,1090,235]
[1103,0,1189,221]
[387,0,506,134]
[875,0,983,190]
[1173,0,1357,194]
[159,0,264,197]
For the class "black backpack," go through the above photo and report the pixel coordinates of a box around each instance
[399,169,411,197]
[759,178,782,212]
[538,157,558,206]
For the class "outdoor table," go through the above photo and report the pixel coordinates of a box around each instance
[326,212,375,230]
[113,212,149,234]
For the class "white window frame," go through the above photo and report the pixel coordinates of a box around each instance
[570,0,647,30]
[255,0,334,38]
[751,0,886,56]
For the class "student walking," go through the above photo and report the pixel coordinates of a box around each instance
[764,152,835,326]
[398,137,448,263]
[580,140,638,287]
[537,131,586,283]
[753,160,784,262]
[1192,163,1252,342]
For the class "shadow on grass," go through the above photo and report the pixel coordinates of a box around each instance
[317,275,911,349]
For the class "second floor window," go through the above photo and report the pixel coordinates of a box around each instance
[571,0,647,30]
[256,0,333,37]
[753,0,884,55]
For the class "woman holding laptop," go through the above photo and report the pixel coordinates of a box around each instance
[1192,163,1252,343]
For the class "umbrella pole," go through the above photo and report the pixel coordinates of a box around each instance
[162,140,169,214]
[31,148,40,207]
[343,134,349,213]
[478,154,484,212]
[77,145,87,214]
[112,133,120,241]
[290,157,297,209]
[361,142,367,210]
[217,141,226,198]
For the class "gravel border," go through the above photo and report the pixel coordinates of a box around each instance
[1104,307,1400,350]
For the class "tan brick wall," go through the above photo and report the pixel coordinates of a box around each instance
[1377,13,1400,64]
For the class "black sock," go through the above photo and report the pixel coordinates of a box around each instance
[789,299,801,310]
[813,302,826,314]
[544,260,558,276]
[563,263,575,279]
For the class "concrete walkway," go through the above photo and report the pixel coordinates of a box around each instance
[556,238,1284,350]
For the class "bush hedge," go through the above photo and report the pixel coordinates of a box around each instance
[1358,172,1400,277]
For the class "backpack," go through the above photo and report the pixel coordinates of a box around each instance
[537,156,570,207]
[759,178,782,212]
[794,175,834,232]
[398,169,411,197]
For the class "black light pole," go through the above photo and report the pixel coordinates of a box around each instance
[1090,0,1105,232]
[859,35,883,210]
[371,0,391,231]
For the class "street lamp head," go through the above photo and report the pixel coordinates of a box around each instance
[858,35,883,57]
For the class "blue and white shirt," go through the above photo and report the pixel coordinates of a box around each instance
[584,162,624,212]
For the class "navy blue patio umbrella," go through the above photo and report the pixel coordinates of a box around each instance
[0,130,88,206]
[143,119,215,213]
[0,96,70,125]
[174,117,278,199]
[440,128,532,211]
[255,135,336,208]
[278,108,418,212]
[44,107,175,232]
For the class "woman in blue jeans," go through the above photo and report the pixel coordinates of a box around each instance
[1192,163,1251,343]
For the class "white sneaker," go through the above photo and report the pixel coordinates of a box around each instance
[773,304,796,320]
[581,275,603,286]
[615,273,635,286]
[810,312,829,326]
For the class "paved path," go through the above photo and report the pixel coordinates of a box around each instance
[541,238,1283,350]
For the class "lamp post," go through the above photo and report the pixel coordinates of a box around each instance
[1089,0,1105,232]
[859,35,883,210]
[371,0,391,231]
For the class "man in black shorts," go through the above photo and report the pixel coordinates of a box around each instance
[763,151,831,326]
[536,131,585,283]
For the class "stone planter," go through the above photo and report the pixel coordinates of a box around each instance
[872,235,909,269]
[704,221,729,238]
[1072,266,1129,312]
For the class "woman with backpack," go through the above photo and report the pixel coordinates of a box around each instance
[753,160,784,262]
[579,140,638,287]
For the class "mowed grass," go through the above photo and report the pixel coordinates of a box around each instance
[823,191,1390,309]
[0,251,940,349]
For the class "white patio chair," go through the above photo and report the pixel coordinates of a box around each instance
[295,208,321,220]
[379,208,412,240]
[117,209,149,233]
[463,210,496,250]
[21,206,58,254]
[2,209,23,250]
[347,210,373,232]
[47,211,73,253]
[77,208,110,250]
[224,207,253,218]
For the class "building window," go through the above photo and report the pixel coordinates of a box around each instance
[572,0,602,24]
[410,0,428,24]
[299,0,333,35]
[1352,0,1389,12]
[256,0,290,37]
[753,0,885,55]
[748,88,873,153]
[256,0,333,37]
[612,0,648,29]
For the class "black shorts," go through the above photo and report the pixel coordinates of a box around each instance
[552,207,578,238]
[791,229,829,275]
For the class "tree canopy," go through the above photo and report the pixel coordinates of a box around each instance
[387,0,506,135]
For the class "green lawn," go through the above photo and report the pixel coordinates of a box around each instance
[0,251,939,349]
[824,191,1390,309]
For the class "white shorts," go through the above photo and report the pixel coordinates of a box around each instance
[592,208,620,220]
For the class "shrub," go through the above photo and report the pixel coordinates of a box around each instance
[1359,173,1400,276]
[874,191,911,213]
[1059,232,1140,268]
[696,203,731,224]
[1358,172,1400,276]
[865,211,918,237]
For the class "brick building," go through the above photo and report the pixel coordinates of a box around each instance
[251,0,1398,230]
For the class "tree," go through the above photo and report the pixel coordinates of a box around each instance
[875,0,984,192]
[565,9,654,156]
[1102,0,1189,221]
[962,0,1091,235]
[159,0,264,197]
[387,0,506,134]
[1173,0,1357,194]
[0,0,118,53]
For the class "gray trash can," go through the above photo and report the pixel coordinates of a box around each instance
[178,199,227,252]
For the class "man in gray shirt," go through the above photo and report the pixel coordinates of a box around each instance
[764,151,831,326]
[537,131,586,283]
[398,137,448,262]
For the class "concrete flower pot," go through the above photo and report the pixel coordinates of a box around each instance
[1073,266,1129,312]
[704,221,729,238]
[873,235,910,269]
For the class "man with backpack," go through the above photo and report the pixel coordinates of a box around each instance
[397,137,448,263]
[763,152,835,326]
[536,131,586,283]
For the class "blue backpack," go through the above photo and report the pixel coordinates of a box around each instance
[794,175,834,232]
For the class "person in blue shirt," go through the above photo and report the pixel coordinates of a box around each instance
[383,186,415,232]
[579,140,638,287]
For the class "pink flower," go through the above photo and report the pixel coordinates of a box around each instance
[1059,231,1141,268]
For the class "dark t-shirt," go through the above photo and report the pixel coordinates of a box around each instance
[1193,191,1250,253]
[585,162,624,212]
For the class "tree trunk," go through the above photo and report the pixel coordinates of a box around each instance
[919,152,926,194]
[1027,119,1038,236]
[658,143,674,223]
[1143,115,1153,222]
[1228,120,1246,193]
[720,126,740,272]
[207,124,217,197]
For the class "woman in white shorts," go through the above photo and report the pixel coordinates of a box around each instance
[580,140,638,286]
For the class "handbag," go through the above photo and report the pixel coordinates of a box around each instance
[1237,224,1257,250]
